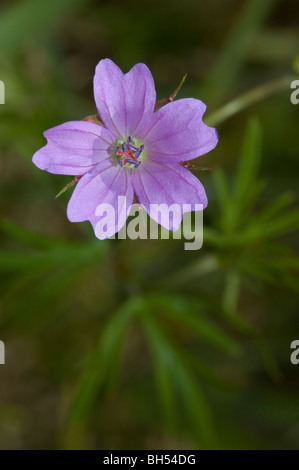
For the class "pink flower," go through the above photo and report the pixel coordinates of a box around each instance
[33,59,218,239]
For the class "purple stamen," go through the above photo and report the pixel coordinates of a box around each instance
[129,144,139,152]
[117,138,144,168]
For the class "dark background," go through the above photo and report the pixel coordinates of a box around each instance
[0,0,299,449]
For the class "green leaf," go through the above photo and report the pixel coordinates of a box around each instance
[212,167,231,217]
[0,0,86,54]
[69,297,141,422]
[203,0,279,104]
[148,294,241,356]
[231,118,262,229]
[140,310,216,448]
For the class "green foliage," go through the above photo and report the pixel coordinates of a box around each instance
[0,0,86,55]
[0,0,299,451]
[203,0,279,105]
[206,119,299,299]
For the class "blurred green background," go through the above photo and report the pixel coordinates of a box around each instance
[0,0,299,450]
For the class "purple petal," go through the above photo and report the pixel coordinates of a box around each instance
[142,98,218,163]
[93,59,156,139]
[67,160,133,239]
[32,121,114,175]
[131,161,207,231]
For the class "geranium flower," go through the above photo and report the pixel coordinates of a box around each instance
[33,59,218,239]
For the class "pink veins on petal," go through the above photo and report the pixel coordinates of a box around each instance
[32,58,218,239]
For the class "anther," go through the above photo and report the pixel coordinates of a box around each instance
[129,144,139,152]
[116,137,144,168]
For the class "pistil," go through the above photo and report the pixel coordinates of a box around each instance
[115,137,144,168]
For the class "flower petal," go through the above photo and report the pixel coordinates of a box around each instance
[67,160,133,239]
[32,121,114,175]
[131,161,207,231]
[93,59,156,139]
[142,98,218,163]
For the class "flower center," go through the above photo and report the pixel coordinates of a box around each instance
[114,136,144,169]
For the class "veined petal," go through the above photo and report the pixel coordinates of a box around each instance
[32,121,114,175]
[142,98,218,163]
[131,161,207,231]
[93,59,156,139]
[67,160,133,239]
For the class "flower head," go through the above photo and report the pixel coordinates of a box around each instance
[33,59,218,239]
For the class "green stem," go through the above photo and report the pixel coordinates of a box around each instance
[202,0,279,104]
[206,75,293,127]
[222,270,241,315]
[169,74,187,101]
[55,176,80,199]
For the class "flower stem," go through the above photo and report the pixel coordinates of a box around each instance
[154,74,187,112]
[205,75,294,127]
[169,74,187,101]
[55,176,81,199]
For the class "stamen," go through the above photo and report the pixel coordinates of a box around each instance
[129,144,139,152]
[116,137,144,168]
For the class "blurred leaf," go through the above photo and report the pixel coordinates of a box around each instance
[203,0,279,104]
[147,294,241,356]
[69,297,141,422]
[222,269,241,314]
[0,0,86,54]
[0,220,109,328]
[140,308,216,449]
[233,119,262,218]
[213,118,262,233]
